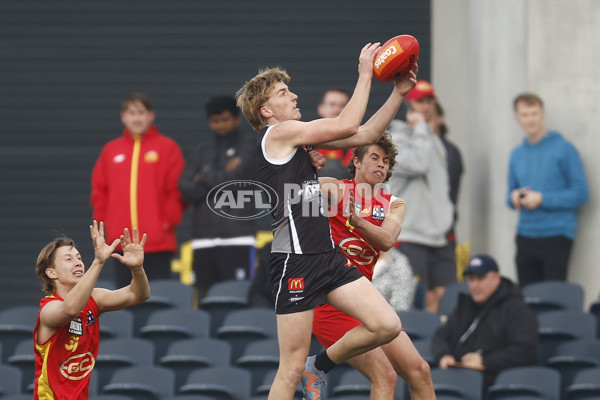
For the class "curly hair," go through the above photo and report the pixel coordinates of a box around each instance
[347,134,398,182]
[35,237,75,294]
[236,67,290,132]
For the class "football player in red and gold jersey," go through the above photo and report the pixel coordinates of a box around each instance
[313,135,434,400]
[33,221,150,399]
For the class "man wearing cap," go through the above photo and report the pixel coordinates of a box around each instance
[387,80,456,313]
[431,254,539,388]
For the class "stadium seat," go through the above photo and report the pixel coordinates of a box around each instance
[546,339,600,398]
[330,368,370,397]
[487,366,561,400]
[0,305,38,363]
[565,367,600,400]
[99,309,134,340]
[215,307,277,363]
[94,337,154,390]
[159,337,231,390]
[522,280,584,315]
[199,279,252,336]
[139,308,210,363]
[537,310,596,362]
[0,365,22,397]
[396,310,441,341]
[178,366,252,400]
[6,338,35,393]
[236,337,280,392]
[437,282,469,319]
[128,279,195,335]
[431,367,483,400]
[102,366,175,400]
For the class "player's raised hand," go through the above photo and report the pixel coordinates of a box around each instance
[90,220,119,264]
[394,64,418,96]
[112,227,147,269]
[358,42,381,78]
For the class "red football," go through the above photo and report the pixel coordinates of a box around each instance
[373,35,419,82]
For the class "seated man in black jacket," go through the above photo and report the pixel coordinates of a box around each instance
[431,254,538,388]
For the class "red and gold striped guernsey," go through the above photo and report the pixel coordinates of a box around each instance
[34,293,100,399]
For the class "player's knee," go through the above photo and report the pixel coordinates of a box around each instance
[280,360,307,385]
[376,314,402,344]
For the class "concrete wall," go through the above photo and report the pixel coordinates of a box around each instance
[432,0,600,307]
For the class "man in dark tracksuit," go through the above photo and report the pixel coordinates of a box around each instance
[179,96,257,298]
[431,254,539,388]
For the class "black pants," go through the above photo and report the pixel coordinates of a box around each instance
[193,246,254,296]
[111,251,175,288]
[515,235,573,287]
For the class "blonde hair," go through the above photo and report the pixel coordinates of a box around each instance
[513,92,544,111]
[35,237,76,294]
[236,67,290,132]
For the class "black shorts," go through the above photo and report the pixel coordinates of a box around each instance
[270,248,363,314]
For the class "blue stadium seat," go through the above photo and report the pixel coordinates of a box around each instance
[102,366,175,400]
[215,307,277,363]
[537,310,596,362]
[565,367,600,400]
[159,337,231,390]
[0,305,38,363]
[139,308,210,363]
[199,279,252,336]
[487,366,561,400]
[431,367,483,400]
[178,366,252,400]
[522,280,584,315]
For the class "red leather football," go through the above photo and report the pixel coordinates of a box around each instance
[373,35,419,82]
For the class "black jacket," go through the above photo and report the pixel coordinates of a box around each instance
[179,129,257,239]
[431,278,539,387]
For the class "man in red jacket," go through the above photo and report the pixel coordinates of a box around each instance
[91,92,185,287]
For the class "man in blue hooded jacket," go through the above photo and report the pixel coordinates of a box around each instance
[507,92,588,286]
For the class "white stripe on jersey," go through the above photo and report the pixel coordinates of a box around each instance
[286,193,303,254]
[274,253,291,310]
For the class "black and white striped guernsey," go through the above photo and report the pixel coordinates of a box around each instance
[257,125,334,254]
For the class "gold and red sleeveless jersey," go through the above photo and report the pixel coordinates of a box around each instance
[329,179,392,281]
[34,293,100,400]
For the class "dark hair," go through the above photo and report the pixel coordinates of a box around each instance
[321,88,350,102]
[121,92,153,112]
[347,134,398,182]
[35,237,76,294]
[513,92,544,111]
[205,95,240,118]
[434,101,449,137]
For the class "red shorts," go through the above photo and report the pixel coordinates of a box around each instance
[312,303,362,348]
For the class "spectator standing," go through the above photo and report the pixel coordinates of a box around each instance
[388,80,455,313]
[91,92,185,287]
[179,95,257,298]
[431,254,539,388]
[507,93,588,286]
[314,88,352,179]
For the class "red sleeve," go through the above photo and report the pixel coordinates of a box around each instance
[90,148,108,222]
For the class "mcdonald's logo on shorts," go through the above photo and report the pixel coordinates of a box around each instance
[288,278,305,292]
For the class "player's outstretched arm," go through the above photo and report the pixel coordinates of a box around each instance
[272,43,381,150]
[319,66,417,150]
